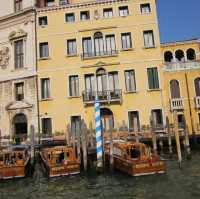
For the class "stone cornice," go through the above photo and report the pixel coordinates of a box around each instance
[0,7,35,23]
[37,0,129,13]
[161,39,200,48]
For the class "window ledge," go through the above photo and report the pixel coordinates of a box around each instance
[68,96,81,99]
[65,21,75,24]
[120,48,134,52]
[40,98,53,102]
[147,89,161,92]
[124,90,138,94]
[66,54,78,58]
[143,46,156,49]
[39,25,48,28]
[120,15,129,17]
[82,54,118,60]
[141,12,151,15]
[38,57,51,60]
[11,67,28,72]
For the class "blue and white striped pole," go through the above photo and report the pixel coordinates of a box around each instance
[95,97,103,168]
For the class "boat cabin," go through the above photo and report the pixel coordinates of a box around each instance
[40,145,80,177]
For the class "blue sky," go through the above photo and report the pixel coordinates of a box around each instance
[157,0,200,43]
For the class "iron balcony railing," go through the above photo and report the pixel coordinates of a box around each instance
[170,98,184,111]
[195,96,200,109]
[82,89,122,104]
[81,50,118,59]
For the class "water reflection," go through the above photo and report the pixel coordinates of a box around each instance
[1,153,200,199]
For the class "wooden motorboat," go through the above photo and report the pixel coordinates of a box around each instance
[105,140,166,176]
[40,145,80,178]
[0,145,31,180]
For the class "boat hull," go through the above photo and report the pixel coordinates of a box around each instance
[0,157,31,180]
[40,152,80,178]
[113,156,166,176]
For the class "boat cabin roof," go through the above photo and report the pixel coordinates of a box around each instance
[113,141,147,150]
[42,146,73,154]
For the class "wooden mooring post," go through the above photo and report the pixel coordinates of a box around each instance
[77,124,81,164]
[173,111,182,168]
[166,117,173,155]
[109,128,114,170]
[81,120,88,171]
[150,116,157,154]
[30,125,35,164]
[184,125,191,159]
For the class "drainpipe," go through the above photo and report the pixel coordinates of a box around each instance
[184,67,195,135]
[34,6,41,144]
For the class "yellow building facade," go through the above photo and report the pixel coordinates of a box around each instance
[161,39,200,135]
[36,0,165,135]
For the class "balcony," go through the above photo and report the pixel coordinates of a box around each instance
[36,0,68,8]
[81,50,118,60]
[82,90,122,105]
[164,61,200,72]
[195,96,200,109]
[170,98,184,111]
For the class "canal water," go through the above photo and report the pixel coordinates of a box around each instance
[1,152,200,199]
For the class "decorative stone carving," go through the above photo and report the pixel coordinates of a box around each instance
[9,29,27,41]
[6,101,33,111]
[94,10,100,20]
[0,47,9,69]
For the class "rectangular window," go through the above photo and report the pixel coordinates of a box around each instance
[140,3,151,14]
[108,72,119,91]
[151,109,163,127]
[71,116,81,136]
[67,39,77,55]
[65,13,75,22]
[125,70,136,92]
[59,0,68,6]
[121,32,132,49]
[103,8,113,18]
[15,82,24,101]
[82,37,93,57]
[128,111,140,132]
[39,16,48,26]
[41,78,50,99]
[14,39,24,69]
[178,114,185,129]
[85,74,95,91]
[42,118,52,135]
[105,35,116,54]
[143,30,155,48]
[14,0,23,12]
[39,42,49,58]
[147,67,159,90]
[80,11,90,20]
[46,0,55,7]
[69,75,79,97]
[119,6,129,16]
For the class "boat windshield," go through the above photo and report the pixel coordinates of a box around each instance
[130,147,140,159]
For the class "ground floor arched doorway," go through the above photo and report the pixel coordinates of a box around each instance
[100,108,114,132]
[12,113,28,144]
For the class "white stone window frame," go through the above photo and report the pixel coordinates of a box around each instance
[12,79,26,102]
[10,36,27,71]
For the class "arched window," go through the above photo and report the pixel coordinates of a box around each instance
[94,32,104,56]
[175,50,185,62]
[187,48,196,61]
[164,51,173,62]
[194,77,200,96]
[100,108,114,131]
[96,68,107,92]
[170,80,181,99]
